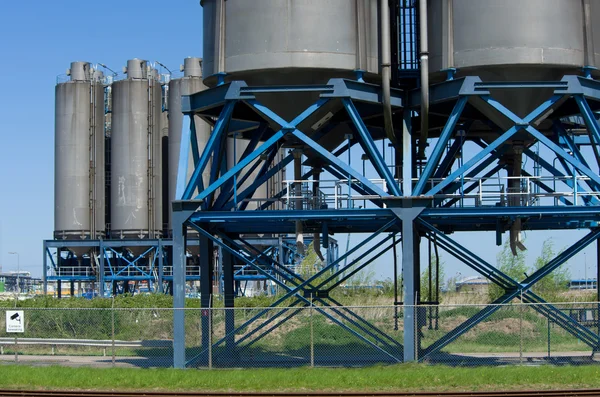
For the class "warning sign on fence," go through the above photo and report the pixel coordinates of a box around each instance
[6,310,24,333]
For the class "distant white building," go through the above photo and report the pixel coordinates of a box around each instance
[456,276,490,293]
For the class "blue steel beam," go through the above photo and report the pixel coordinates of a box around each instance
[247,98,329,131]
[425,127,519,197]
[575,95,600,151]
[525,125,600,188]
[522,148,597,205]
[421,227,600,357]
[292,129,389,198]
[441,164,504,208]
[175,114,192,201]
[435,139,509,206]
[343,98,401,196]
[429,233,598,347]
[425,95,562,197]
[552,123,600,196]
[324,296,403,350]
[239,145,281,211]
[314,297,403,355]
[213,124,268,208]
[414,97,468,195]
[187,224,401,364]
[227,250,404,358]
[195,130,285,201]
[433,138,463,179]
[555,123,590,168]
[482,95,600,188]
[182,101,236,200]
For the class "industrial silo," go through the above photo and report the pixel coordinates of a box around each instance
[201,0,380,119]
[427,0,600,116]
[167,57,211,229]
[110,59,163,240]
[54,61,106,254]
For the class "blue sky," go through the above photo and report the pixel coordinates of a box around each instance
[0,1,596,284]
[0,0,204,277]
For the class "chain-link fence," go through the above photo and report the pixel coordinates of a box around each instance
[1,302,599,368]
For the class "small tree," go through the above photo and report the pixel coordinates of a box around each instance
[531,239,570,301]
[488,238,528,302]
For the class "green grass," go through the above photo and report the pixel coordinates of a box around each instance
[1,364,600,392]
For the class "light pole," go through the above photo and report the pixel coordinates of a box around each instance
[585,252,588,290]
[8,252,19,294]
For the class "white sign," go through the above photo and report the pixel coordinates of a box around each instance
[6,310,24,333]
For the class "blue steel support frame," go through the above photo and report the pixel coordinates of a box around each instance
[169,73,600,368]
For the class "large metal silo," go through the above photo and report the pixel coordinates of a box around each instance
[428,0,600,116]
[110,59,163,239]
[54,61,106,253]
[167,57,211,230]
[201,0,379,119]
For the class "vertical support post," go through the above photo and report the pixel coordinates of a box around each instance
[42,244,48,295]
[597,238,600,345]
[402,110,413,196]
[293,150,304,253]
[172,210,188,369]
[158,240,164,293]
[223,241,235,356]
[402,218,417,362]
[57,280,62,299]
[345,134,353,208]
[200,233,214,366]
[99,241,105,297]
[310,294,315,368]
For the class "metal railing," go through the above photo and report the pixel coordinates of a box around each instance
[278,175,600,209]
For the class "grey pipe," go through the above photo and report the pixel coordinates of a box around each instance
[381,0,396,143]
[418,0,430,160]
[294,150,305,255]
[312,168,324,262]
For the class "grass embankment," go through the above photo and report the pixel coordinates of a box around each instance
[1,364,600,392]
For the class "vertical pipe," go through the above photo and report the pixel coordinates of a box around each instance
[158,240,164,293]
[381,0,396,143]
[294,150,304,254]
[313,168,324,261]
[99,242,105,297]
[402,109,413,196]
[417,0,429,160]
[217,0,226,74]
[172,211,187,369]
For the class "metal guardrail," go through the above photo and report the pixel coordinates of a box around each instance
[0,337,171,348]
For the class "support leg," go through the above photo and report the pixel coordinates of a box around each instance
[403,219,417,362]
[223,241,235,356]
[57,280,62,299]
[200,234,214,366]
[172,210,189,369]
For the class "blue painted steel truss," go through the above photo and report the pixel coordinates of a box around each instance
[171,74,600,367]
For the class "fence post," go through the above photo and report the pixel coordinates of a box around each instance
[547,314,551,359]
[111,298,116,367]
[519,295,523,365]
[208,296,213,370]
[310,294,314,368]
